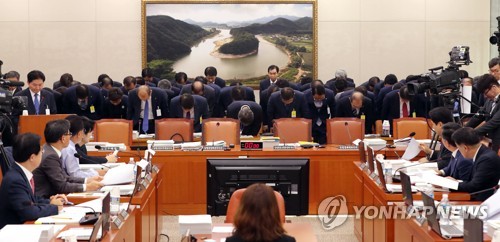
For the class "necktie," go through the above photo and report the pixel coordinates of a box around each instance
[34,93,40,115]
[402,102,409,117]
[30,177,35,194]
[143,100,149,133]
[352,109,358,117]
[186,111,191,119]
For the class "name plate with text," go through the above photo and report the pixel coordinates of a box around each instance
[240,141,263,151]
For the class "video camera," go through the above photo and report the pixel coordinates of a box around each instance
[407,46,471,96]
[0,61,27,114]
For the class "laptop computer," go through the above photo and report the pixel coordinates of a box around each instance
[421,192,463,239]
[101,191,110,238]
[374,158,403,193]
[367,146,375,173]
[463,212,484,242]
[73,215,103,241]
[400,171,414,207]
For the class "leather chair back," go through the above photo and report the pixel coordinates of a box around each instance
[202,118,240,145]
[392,117,431,139]
[273,118,312,143]
[327,118,365,144]
[94,119,133,146]
[155,119,193,142]
[225,188,286,224]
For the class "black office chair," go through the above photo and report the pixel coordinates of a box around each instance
[0,146,14,176]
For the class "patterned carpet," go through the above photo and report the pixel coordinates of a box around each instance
[158,215,357,242]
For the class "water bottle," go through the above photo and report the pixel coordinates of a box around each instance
[384,161,393,184]
[439,194,452,225]
[382,120,390,136]
[110,187,120,216]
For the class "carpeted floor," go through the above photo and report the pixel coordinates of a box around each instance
[158,215,357,242]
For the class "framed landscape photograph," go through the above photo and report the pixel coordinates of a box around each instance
[141,0,317,86]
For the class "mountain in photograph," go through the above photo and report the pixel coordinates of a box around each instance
[147,15,212,61]
[184,15,304,28]
[230,17,313,35]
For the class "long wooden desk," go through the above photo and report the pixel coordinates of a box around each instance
[194,223,317,242]
[393,202,491,242]
[353,161,472,242]
[89,145,410,216]
[49,205,137,242]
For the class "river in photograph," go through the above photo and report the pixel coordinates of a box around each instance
[172,29,289,79]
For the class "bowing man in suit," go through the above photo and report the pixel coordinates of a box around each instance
[0,133,66,229]
[102,87,128,119]
[33,119,103,198]
[170,93,209,132]
[62,84,103,120]
[127,85,169,134]
[452,127,500,201]
[304,81,335,144]
[267,87,310,127]
[381,85,424,130]
[227,100,263,136]
[14,70,57,115]
[466,74,500,152]
[180,79,217,117]
[204,66,226,89]
[335,91,374,134]
[437,123,473,181]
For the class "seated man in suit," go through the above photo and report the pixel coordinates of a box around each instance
[3,70,22,95]
[170,93,209,132]
[466,74,500,152]
[227,100,263,136]
[267,87,310,127]
[102,87,128,119]
[62,84,104,120]
[61,115,106,178]
[304,81,335,144]
[121,76,137,96]
[0,133,66,229]
[335,91,374,134]
[451,127,500,201]
[204,66,226,89]
[127,85,169,134]
[33,119,103,198]
[436,123,473,181]
[180,79,217,117]
[418,107,454,169]
[14,70,57,115]
[75,117,116,164]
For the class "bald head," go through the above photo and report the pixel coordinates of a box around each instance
[137,85,151,101]
[351,91,364,109]
[192,81,204,95]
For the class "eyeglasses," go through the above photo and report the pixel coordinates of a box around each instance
[64,132,73,136]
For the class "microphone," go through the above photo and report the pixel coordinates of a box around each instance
[469,185,499,196]
[74,153,110,169]
[344,122,353,145]
[22,201,100,225]
[0,79,25,87]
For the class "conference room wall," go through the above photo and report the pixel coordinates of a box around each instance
[0,0,491,89]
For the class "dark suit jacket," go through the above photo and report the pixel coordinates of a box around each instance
[467,98,500,152]
[441,150,473,182]
[206,77,226,89]
[259,79,298,93]
[267,91,310,127]
[375,86,394,117]
[431,144,452,170]
[339,89,376,107]
[226,234,296,242]
[75,144,107,164]
[62,85,104,120]
[33,144,85,198]
[456,145,500,201]
[103,95,128,119]
[304,88,335,122]
[14,88,57,115]
[227,101,263,136]
[335,95,375,133]
[380,89,425,125]
[169,95,209,132]
[219,86,256,116]
[180,84,217,117]
[127,87,169,127]
[0,164,58,228]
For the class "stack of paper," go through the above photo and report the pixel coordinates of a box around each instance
[63,198,103,213]
[205,141,226,146]
[178,215,212,234]
[181,142,203,149]
[487,220,500,237]
[0,224,65,242]
[101,164,135,185]
[57,227,102,240]
[363,138,387,149]
[101,184,135,196]
[80,163,123,170]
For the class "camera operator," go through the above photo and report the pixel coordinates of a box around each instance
[466,74,500,153]
[3,71,22,95]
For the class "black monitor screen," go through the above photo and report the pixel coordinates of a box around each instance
[207,158,309,216]
[102,191,110,236]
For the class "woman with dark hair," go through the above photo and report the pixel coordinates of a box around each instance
[227,184,295,242]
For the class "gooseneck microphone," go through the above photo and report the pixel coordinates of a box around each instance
[22,201,100,225]
[394,132,416,144]
[469,185,500,196]
[74,153,110,169]
[344,122,353,145]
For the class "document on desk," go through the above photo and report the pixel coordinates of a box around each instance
[181,142,202,148]
[0,224,65,241]
[482,190,500,220]
[63,198,103,213]
[402,138,421,161]
[35,212,85,224]
[101,164,134,185]
[422,173,459,190]
[101,184,135,195]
